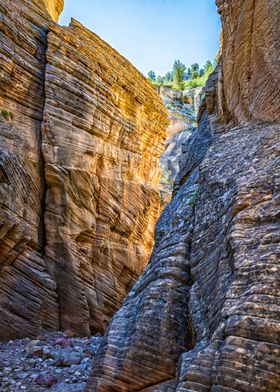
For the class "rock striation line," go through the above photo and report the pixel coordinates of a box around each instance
[42,19,168,335]
[86,0,280,390]
[0,0,168,340]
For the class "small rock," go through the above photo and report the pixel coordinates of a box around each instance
[35,373,58,387]
[42,346,52,357]
[53,353,82,367]
[55,338,72,348]
[26,341,43,356]
[17,372,29,379]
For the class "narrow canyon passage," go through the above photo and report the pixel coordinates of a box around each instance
[86,0,280,391]
[0,0,279,392]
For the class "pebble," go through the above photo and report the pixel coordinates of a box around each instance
[0,332,102,391]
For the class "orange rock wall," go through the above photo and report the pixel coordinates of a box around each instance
[0,0,60,340]
[0,1,168,340]
[42,20,168,334]
[43,0,64,21]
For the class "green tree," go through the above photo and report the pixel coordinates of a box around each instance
[204,60,213,72]
[190,63,200,79]
[164,71,173,83]
[173,60,186,90]
[147,70,156,82]
[191,63,199,72]
[186,67,192,80]
[199,68,205,77]
[157,75,164,86]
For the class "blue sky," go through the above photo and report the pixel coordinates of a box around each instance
[60,0,221,76]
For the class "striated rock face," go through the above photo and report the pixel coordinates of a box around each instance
[216,0,280,124]
[43,0,64,22]
[0,2,168,340]
[86,1,280,391]
[160,87,200,207]
[42,19,167,335]
[0,0,60,340]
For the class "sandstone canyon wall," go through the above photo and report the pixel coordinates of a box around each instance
[87,0,280,391]
[0,0,168,340]
[0,0,61,340]
[43,0,64,21]
[42,19,168,335]
[160,86,200,207]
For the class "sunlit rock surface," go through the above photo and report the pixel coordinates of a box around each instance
[0,0,60,341]
[160,86,202,207]
[0,2,168,340]
[86,0,280,390]
[43,0,64,21]
[42,19,168,335]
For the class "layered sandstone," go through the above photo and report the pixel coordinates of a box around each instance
[42,19,167,335]
[87,0,280,391]
[0,0,60,340]
[43,0,64,21]
[0,1,168,340]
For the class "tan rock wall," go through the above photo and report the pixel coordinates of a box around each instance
[0,4,168,340]
[0,0,60,339]
[42,0,64,21]
[216,0,280,124]
[42,19,168,335]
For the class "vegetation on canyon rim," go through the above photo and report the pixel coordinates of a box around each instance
[148,58,217,90]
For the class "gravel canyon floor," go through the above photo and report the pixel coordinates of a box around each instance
[0,333,101,391]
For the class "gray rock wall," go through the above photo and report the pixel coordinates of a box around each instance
[86,1,280,390]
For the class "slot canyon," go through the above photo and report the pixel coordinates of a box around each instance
[0,1,279,391]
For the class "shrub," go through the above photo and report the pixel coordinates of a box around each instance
[1,109,13,121]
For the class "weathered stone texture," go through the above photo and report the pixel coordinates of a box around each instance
[43,0,64,21]
[42,19,168,335]
[0,0,60,340]
[0,3,168,340]
[160,87,199,207]
[216,0,280,124]
[86,0,280,390]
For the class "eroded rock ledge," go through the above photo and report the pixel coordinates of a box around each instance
[86,0,280,391]
[0,0,168,340]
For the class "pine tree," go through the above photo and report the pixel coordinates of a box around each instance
[157,75,164,86]
[204,60,213,72]
[173,60,186,90]
[147,70,156,82]
[165,71,173,83]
